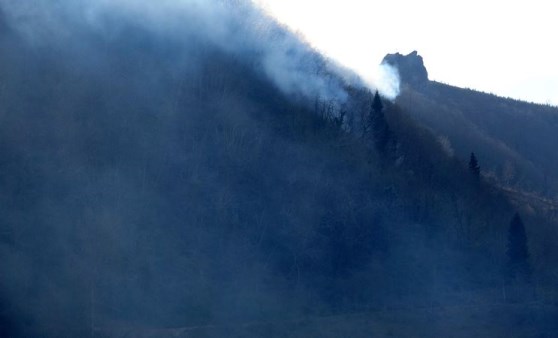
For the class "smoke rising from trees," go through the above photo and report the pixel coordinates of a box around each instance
[0,0,399,104]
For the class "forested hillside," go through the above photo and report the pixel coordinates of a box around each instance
[1,2,557,337]
[387,51,558,201]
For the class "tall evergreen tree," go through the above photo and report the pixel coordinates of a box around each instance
[372,90,384,114]
[368,90,390,154]
[506,212,531,282]
[468,152,480,178]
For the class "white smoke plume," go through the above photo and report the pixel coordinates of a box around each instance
[1,0,365,104]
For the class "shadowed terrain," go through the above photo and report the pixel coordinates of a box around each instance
[1,2,558,337]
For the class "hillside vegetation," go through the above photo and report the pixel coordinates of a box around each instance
[388,52,558,200]
[1,3,557,338]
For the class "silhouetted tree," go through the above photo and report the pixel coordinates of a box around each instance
[368,91,391,154]
[372,90,384,113]
[468,152,480,178]
[506,212,531,282]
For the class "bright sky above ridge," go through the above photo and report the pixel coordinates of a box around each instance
[254,0,558,106]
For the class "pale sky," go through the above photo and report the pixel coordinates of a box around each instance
[253,0,558,106]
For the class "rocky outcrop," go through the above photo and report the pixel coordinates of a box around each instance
[382,51,429,86]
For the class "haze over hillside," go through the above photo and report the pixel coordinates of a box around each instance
[1,1,557,337]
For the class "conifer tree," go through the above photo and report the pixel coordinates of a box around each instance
[368,91,390,154]
[372,90,384,114]
[469,152,480,178]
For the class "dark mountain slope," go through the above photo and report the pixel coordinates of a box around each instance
[386,51,558,200]
[0,4,557,338]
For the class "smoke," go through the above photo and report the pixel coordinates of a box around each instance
[368,63,401,100]
[1,0,359,103]
[0,2,389,334]
[0,0,401,106]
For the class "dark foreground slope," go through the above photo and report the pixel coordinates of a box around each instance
[1,4,557,338]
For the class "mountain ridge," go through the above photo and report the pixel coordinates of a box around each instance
[386,51,558,201]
